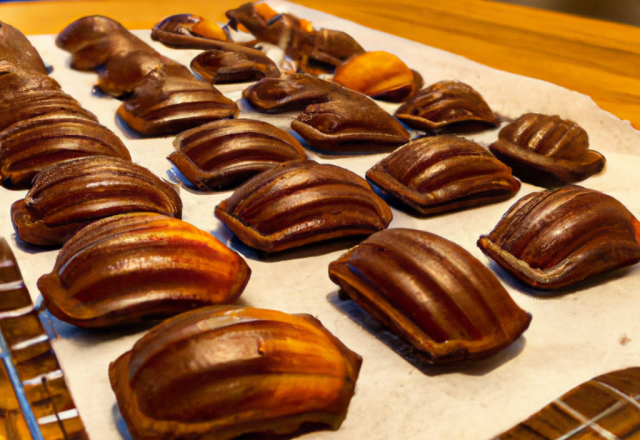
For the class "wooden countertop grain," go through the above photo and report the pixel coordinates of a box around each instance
[2,0,639,128]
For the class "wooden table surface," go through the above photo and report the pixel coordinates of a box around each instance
[2,0,640,129]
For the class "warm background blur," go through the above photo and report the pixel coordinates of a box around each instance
[1,0,639,128]
[495,0,640,27]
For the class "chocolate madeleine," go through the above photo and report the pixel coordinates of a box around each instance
[152,14,231,47]
[109,306,362,440]
[332,51,423,102]
[478,185,640,290]
[243,74,410,152]
[395,80,499,133]
[191,49,279,84]
[496,367,640,439]
[215,160,392,252]
[11,156,182,246]
[56,16,238,136]
[168,119,305,190]
[38,213,250,327]
[329,228,531,364]
[0,111,130,189]
[226,2,365,73]
[367,135,520,214]
[489,113,606,187]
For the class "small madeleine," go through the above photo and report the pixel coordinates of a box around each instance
[329,228,531,364]
[333,51,418,102]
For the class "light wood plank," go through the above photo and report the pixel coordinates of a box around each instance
[1,0,639,128]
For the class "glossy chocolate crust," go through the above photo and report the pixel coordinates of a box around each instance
[0,63,95,133]
[478,185,640,290]
[56,16,238,136]
[109,306,362,440]
[191,49,279,84]
[215,160,393,252]
[243,74,410,152]
[329,228,531,364]
[0,112,131,189]
[489,113,606,187]
[226,2,365,72]
[151,14,231,48]
[37,213,250,327]
[11,156,182,246]
[395,80,499,133]
[0,21,48,74]
[0,21,131,189]
[496,367,640,439]
[168,119,306,190]
[367,135,520,215]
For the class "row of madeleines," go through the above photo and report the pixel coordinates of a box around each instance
[1,4,638,440]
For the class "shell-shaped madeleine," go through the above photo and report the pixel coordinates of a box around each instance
[366,136,520,214]
[151,14,229,45]
[11,156,182,246]
[215,160,392,252]
[243,74,410,152]
[117,63,239,136]
[489,113,606,187]
[150,14,270,58]
[109,306,362,440]
[37,213,250,327]
[478,185,640,290]
[0,111,131,189]
[395,80,499,133]
[191,49,280,84]
[332,51,422,102]
[168,119,306,190]
[496,367,640,439]
[329,228,531,364]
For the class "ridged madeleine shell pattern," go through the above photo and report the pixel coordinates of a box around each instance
[478,185,640,290]
[395,80,499,133]
[109,306,362,440]
[0,65,97,133]
[11,156,182,246]
[168,119,306,190]
[56,16,238,136]
[215,160,393,252]
[366,135,520,214]
[0,21,132,189]
[0,112,130,189]
[243,74,410,152]
[329,228,531,364]
[489,113,606,187]
[495,367,640,439]
[37,213,250,327]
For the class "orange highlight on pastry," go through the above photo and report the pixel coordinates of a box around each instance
[333,51,415,101]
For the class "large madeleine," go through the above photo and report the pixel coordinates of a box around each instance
[109,306,362,440]
[38,213,250,327]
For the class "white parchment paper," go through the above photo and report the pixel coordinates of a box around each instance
[2,2,640,439]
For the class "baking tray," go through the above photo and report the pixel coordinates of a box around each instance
[3,1,640,439]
